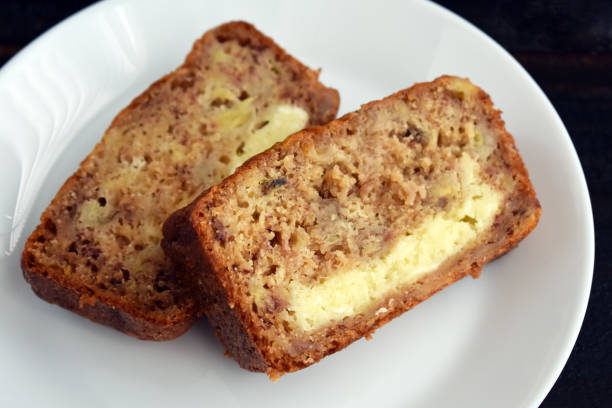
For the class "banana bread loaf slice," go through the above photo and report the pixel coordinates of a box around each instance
[163,76,540,376]
[21,21,339,340]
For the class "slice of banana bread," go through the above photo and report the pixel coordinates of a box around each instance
[163,76,540,376]
[21,21,339,340]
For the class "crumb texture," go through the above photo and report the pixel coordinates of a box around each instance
[21,21,339,339]
[170,76,540,370]
[286,154,503,331]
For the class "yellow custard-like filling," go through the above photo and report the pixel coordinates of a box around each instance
[78,103,308,233]
[229,104,308,171]
[286,154,503,332]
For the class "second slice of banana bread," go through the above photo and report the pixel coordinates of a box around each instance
[21,21,339,340]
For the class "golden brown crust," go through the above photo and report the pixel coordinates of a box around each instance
[187,22,339,126]
[21,267,195,340]
[21,21,339,340]
[163,201,267,369]
[163,75,540,373]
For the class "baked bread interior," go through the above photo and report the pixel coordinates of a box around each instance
[21,21,339,340]
[163,76,540,377]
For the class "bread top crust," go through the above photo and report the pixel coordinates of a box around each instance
[186,75,540,367]
[21,21,339,338]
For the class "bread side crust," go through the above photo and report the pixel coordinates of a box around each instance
[162,200,267,368]
[22,268,195,340]
[164,75,541,372]
[21,21,340,340]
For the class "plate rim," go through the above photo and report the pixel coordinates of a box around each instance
[425,3,595,405]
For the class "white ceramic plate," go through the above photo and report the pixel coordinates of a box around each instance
[0,0,594,406]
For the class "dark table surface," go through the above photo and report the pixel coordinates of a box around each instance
[1,1,610,406]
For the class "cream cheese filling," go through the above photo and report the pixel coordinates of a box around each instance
[230,104,308,171]
[285,154,503,332]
